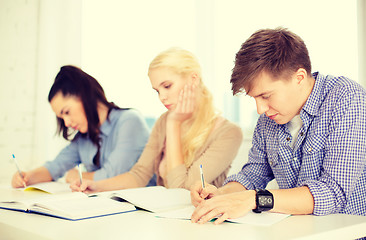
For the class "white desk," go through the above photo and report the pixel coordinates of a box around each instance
[1,207,366,240]
[0,184,366,240]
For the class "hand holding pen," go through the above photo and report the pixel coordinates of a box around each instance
[78,164,83,185]
[190,165,219,206]
[199,164,206,189]
[11,154,27,188]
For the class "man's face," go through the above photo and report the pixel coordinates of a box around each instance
[247,71,305,125]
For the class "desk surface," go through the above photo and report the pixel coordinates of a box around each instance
[0,187,366,240]
[1,208,366,240]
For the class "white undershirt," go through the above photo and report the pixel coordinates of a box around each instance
[287,115,303,149]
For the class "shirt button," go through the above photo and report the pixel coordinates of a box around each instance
[269,161,273,166]
[286,137,291,141]
[308,147,312,152]
[300,132,304,136]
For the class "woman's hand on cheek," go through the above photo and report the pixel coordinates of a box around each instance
[168,83,196,123]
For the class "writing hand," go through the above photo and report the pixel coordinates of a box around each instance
[191,190,256,225]
[65,168,79,183]
[69,179,99,194]
[190,181,218,207]
[11,171,29,188]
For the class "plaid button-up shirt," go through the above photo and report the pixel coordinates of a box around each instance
[226,72,366,215]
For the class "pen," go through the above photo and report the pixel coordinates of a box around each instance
[12,154,26,187]
[78,164,83,185]
[199,164,205,189]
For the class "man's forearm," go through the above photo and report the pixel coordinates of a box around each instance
[270,186,314,214]
[218,181,247,195]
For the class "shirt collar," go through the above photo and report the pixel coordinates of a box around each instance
[301,72,324,118]
[99,108,118,136]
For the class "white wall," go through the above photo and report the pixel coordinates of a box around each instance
[0,0,40,182]
[81,0,199,118]
[0,0,82,182]
[81,0,360,138]
[33,0,82,171]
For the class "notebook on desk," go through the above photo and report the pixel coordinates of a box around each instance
[20,181,72,194]
[0,182,136,221]
[95,186,192,213]
[154,205,290,226]
[1,184,194,220]
[0,191,136,221]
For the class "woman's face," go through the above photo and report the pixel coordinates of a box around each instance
[149,67,190,111]
[50,92,88,133]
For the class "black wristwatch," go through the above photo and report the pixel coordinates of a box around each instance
[252,189,274,213]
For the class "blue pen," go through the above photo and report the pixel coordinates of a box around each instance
[12,154,26,187]
[199,164,205,189]
[78,164,83,185]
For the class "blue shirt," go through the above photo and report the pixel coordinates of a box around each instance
[44,108,150,181]
[225,72,366,216]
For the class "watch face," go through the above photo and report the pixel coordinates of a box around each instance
[258,196,273,207]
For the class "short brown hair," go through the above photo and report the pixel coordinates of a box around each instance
[230,27,312,95]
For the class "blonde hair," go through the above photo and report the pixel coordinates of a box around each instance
[148,47,217,168]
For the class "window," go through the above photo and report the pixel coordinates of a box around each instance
[82,0,359,137]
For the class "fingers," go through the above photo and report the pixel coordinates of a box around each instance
[201,184,217,199]
[176,83,195,114]
[175,88,184,113]
[167,81,197,123]
[69,179,92,193]
[191,201,231,225]
[69,179,82,192]
[214,212,229,225]
[20,172,28,187]
[12,172,28,188]
[80,181,91,192]
[191,191,250,225]
[199,188,210,200]
[190,181,218,206]
[183,83,195,113]
[188,82,196,112]
[190,182,205,207]
[181,85,188,113]
[78,180,98,194]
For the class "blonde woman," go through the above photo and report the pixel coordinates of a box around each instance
[71,48,243,193]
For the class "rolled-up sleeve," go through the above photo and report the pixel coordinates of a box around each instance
[93,110,150,180]
[43,141,80,180]
[303,89,366,215]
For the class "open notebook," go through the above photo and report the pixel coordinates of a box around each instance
[1,183,288,225]
[20,181,72,194]
[154,206,290,226]
[0,182,136,220]
[0,184,191,220]
[12,182,192,213]
[92,186,289,226]
[0,192,136,220]
[95,186,192,213]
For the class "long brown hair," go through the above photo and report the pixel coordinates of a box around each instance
[48,65,120,167]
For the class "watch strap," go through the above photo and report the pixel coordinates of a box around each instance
[252,189,274,213]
